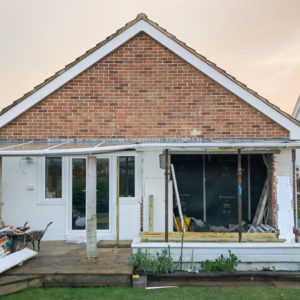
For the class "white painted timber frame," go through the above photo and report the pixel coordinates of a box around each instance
[0,19,299,138]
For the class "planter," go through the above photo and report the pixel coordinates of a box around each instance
[132,274,147,288]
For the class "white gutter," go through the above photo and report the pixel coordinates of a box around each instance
[0,141,300,156]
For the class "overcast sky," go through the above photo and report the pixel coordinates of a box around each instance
[0,0,299,114]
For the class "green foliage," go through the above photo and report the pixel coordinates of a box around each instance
[201,250,240,272]
[189,249,195,271]
[130,249,174,275]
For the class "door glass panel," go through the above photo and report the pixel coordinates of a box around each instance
[119,156,135,197]
[97,159,109,229]
[72,158,86,230]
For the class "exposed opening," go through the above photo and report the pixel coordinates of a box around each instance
[171,154,274,233]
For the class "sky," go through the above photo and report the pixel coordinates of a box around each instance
[0,0,299,114]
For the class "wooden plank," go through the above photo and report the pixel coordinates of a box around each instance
[171,164,184,232]
[253,178,269,226]
[237,149,242,242]
[0,278,42,296]
[86,155,97,259]
[165,149,169,242]
[116,157,120,246]
[140,232,278,239]
[43,274,131,287]
[149,195,153,232]
[141,237,284,243]
[0,275,42,286]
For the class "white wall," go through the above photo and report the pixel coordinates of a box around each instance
[274,149,295,242]
[2,157,65,240]
[1,155,141,241]
[142,151,173,232]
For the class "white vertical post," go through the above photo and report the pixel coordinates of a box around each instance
[86,155,97,259]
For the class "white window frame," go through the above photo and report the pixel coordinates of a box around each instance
[68,155,115,237]
[118,153,138,203]
[39,156,65,205]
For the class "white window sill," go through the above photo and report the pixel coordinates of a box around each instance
[38,200,65,205]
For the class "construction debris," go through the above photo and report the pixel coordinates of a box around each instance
[0,248,37,274]
[248,224,278,233]
[0,221,52,273]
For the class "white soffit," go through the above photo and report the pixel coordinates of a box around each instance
[0,19,299,139]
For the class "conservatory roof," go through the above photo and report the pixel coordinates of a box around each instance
[0,139,299,156]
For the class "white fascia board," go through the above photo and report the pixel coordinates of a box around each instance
[1,20,299,139]
[292,96,300,120]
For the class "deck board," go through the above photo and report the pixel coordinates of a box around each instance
[3,241,133,276]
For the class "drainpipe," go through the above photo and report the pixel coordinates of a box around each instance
[165,149,169,242]
[237,149,242,243]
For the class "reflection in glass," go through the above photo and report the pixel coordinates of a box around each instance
[72,158,86,230]
[97,159,109,230]
[119,157,135,197]
[45,157,62,198]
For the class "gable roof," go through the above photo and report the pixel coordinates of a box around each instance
[292,95,300,120]
[1,13,300,139]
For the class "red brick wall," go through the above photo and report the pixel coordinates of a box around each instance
[0,33,288,139]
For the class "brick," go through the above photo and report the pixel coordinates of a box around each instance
[0,33,288,140]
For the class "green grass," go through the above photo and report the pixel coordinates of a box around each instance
[1,287,300,300]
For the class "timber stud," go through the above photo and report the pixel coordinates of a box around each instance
[165,149,169,242]
[238,149,242,243]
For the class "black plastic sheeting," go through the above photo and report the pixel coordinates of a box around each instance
[171,154,267,227]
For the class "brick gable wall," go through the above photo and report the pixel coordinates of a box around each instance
[0,33,288,139]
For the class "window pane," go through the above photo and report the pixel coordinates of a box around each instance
[45,157,62,198]
[72,158,86,230]
[119,157,135,197]
[97,159,109,230]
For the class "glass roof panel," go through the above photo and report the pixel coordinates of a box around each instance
[99,142,135,147]
[5,143,60,151]
[54,142,100,149]
[0,142,25,150]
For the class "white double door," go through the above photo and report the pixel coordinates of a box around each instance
[70,156,116,238]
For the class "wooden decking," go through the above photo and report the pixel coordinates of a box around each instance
[0,241,133,293]
[140,232,283,243]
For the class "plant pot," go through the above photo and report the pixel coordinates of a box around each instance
[132,274,147,288]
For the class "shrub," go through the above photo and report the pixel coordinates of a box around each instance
[201,250,240,272]
[130,248,174,275]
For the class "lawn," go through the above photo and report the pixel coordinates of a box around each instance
[1,287,300,300]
